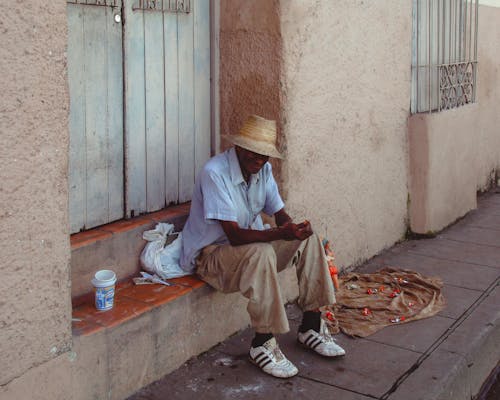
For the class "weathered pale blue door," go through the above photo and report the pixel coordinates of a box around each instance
[67,0,124,233]
[67,0,211,232]
[124,0,211,217]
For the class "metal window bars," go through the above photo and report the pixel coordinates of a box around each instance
[411,0,478,113]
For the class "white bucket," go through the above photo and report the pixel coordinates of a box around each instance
[91,269,117,311]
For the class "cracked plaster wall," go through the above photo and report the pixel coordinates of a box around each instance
[0,1,71,387]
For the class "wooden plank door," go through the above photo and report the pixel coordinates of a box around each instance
[68,0,211,231]
[67,0,124,233]
[124,0,211,217]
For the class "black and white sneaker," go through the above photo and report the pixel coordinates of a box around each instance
[298,321,346,357]
[249,337,298,378]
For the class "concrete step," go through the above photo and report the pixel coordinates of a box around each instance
[71,269,299,400]
[69,203,300,400]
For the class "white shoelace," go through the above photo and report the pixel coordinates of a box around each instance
[318,322,336,343]
[272,346,285,362]
[263,340,285,362]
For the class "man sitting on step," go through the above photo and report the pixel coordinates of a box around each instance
[180,115,345,378]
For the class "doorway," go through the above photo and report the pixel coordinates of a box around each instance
[67,0,211,233]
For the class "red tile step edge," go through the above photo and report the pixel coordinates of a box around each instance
[70,203,191,250]
[72,275,206,336]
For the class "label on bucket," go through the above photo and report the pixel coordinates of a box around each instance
[95,285,115,311]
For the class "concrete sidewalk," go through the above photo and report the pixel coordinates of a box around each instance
[127,190,499,400]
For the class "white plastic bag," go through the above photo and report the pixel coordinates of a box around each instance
[140,222,190,279]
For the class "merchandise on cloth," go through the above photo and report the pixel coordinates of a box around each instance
[321,267,446,338]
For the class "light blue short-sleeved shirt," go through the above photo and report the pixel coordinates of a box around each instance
[180,147,285,272]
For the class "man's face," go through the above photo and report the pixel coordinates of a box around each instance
[235,146,269,176]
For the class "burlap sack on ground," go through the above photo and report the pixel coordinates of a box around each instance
[322,267,446,338]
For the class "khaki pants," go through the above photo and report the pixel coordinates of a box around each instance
[196,233,335,334]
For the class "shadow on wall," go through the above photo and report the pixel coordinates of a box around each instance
[220,72,284,189]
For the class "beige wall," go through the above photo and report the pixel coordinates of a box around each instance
[0,0,71,388]
[219,0,282,139]
[219,0,284,179]
[219,1,413,269]
[409,4,500,233]
[476,5,500,185]
[279,1,412,268]
[479,0,500,7]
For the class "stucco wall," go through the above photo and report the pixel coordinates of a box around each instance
[280,0,412,268]
[0,1,71,386]
[409,4,500,233]
[409,106,480,232]
[219,0,281,136]
[219,0,283,179]
[475,4,500,187]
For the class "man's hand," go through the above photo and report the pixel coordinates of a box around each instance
[219,211,313,246]
[296,220,313,239]
[281,220,313,241]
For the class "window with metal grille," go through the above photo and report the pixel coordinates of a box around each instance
[411,0,478,113]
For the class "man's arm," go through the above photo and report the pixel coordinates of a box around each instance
[274,208,293,227]
[219,208,313,246]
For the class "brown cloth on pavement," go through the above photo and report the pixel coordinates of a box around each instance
[322,268,446,338]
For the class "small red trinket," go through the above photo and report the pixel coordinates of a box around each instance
[367,288,378,295]
[325,311,335,321]
[362,307,371,316]
[389,291,399,298]
[379,286,386,292]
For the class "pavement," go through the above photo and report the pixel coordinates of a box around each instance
[127,189,500,400]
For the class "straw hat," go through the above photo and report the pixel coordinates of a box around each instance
[223,115,284,159]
